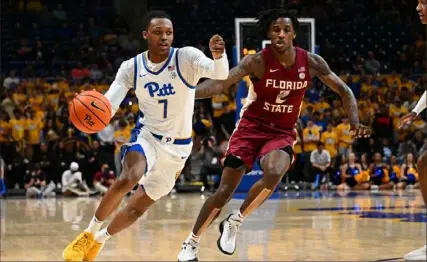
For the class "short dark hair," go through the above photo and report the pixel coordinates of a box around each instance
[256,3,299,37]
[317,141,324,147]
[142,10,172,30]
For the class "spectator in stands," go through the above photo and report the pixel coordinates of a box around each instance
[24,163,55,198]
[97,122,115,151]
[16,38,33,61]
[93,164,115,195]
[310,142,332,189]
[9,110,26,142]
[398,153,419,190]
[352,55,365,75]
[381,138,394,163]
[369,152,393,190]
[71,62,90,81]
[113,120,130,176]
[413,130,425,151]
[303,119,320,179]
[199,137,222,193]
[397,135,418,163]
[3,71,20,90]
[53,4,67,21]
[118,34,140,55]
[89,64,103,80]
[365,51,381,74]
[373,104,394,140]
[61,162,91,197]
[312,111,326,132]
[321,123,338,163]
[336,116,352,158]
[337,152,369,191]
[0,157,6,196]
[25,108,43,158]
[218,101,236,144]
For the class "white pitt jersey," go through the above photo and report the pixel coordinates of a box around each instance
[134,47,194,138]
[104,46,229,139]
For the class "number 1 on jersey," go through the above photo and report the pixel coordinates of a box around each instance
[158,99,168,118]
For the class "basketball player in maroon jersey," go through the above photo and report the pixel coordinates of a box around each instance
[398,1,426,261]
[178,5,371,261]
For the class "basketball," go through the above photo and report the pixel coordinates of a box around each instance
[69,90,112,134]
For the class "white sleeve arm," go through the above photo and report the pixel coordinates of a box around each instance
[104,59,134,117]
[179,47,229,85]
[412,91,427,115]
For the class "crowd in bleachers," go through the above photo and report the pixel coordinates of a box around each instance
[0,0,426,197]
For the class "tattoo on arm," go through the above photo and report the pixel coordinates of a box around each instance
[195,53,262,99]
[308,53,359,126]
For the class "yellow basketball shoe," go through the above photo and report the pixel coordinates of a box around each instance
[83,241,105,261]
[62,232,96,261]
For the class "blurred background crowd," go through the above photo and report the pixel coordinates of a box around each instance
[0,0,426,197]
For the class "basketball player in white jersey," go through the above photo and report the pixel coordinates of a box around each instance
[398,1,426,261]
[62,10,229,261]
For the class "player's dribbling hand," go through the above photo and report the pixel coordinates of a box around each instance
[398,112,417,129]
[209,34,225,59]
[350,123,371,138]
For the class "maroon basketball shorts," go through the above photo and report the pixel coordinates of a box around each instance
[225,117,296,169]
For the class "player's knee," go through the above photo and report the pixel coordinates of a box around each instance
[117,167,143,190]
[263,165,287,188]
[223,154,245,170]
[213,186,234,207]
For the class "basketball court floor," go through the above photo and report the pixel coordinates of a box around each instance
[1,191,426,261]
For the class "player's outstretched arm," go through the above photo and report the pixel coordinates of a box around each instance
[308,53,371,138]
[104,60,133,117]
[195,53,262,99]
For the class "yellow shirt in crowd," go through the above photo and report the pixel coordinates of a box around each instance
[212,94,230,118]
[9,118,26,141]
[336,123,352,149]
[321,130,338,158]
[25,118,43,145]
[114,129,131,153]
[389,105,408,128]
[302,126,320,152]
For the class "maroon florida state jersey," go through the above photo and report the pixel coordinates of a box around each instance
[241,46,310,131]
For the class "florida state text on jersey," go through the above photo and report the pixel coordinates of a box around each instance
[242,46,310,130]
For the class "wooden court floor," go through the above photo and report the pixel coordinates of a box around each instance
[1,191,426,261]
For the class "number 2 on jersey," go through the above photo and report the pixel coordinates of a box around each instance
[158,99,168,118]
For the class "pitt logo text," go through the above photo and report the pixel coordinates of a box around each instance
[144,82,176,97]
[84,114,95,127]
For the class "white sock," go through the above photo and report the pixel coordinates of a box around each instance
[188,232,201,243]
[230,210,244,222]
[95,228,111,243]
[85,216,104,234]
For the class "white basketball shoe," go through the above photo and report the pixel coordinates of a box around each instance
[178,239,199,261]
[217,214,242,255]
[404,245,426,261]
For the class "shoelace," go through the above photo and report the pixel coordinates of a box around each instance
[227,219,241,242]
[72,236,88,253]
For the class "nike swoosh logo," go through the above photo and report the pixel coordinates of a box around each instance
[270,69,279,73]
[90,101,105,112]
[139,73,148,77]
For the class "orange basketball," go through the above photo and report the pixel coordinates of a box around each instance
[69,90,112,134]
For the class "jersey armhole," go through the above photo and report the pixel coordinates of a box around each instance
[175,49,196,89]
[133,55,138,90]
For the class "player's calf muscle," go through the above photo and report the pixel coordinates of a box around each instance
[417,152,426,173]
